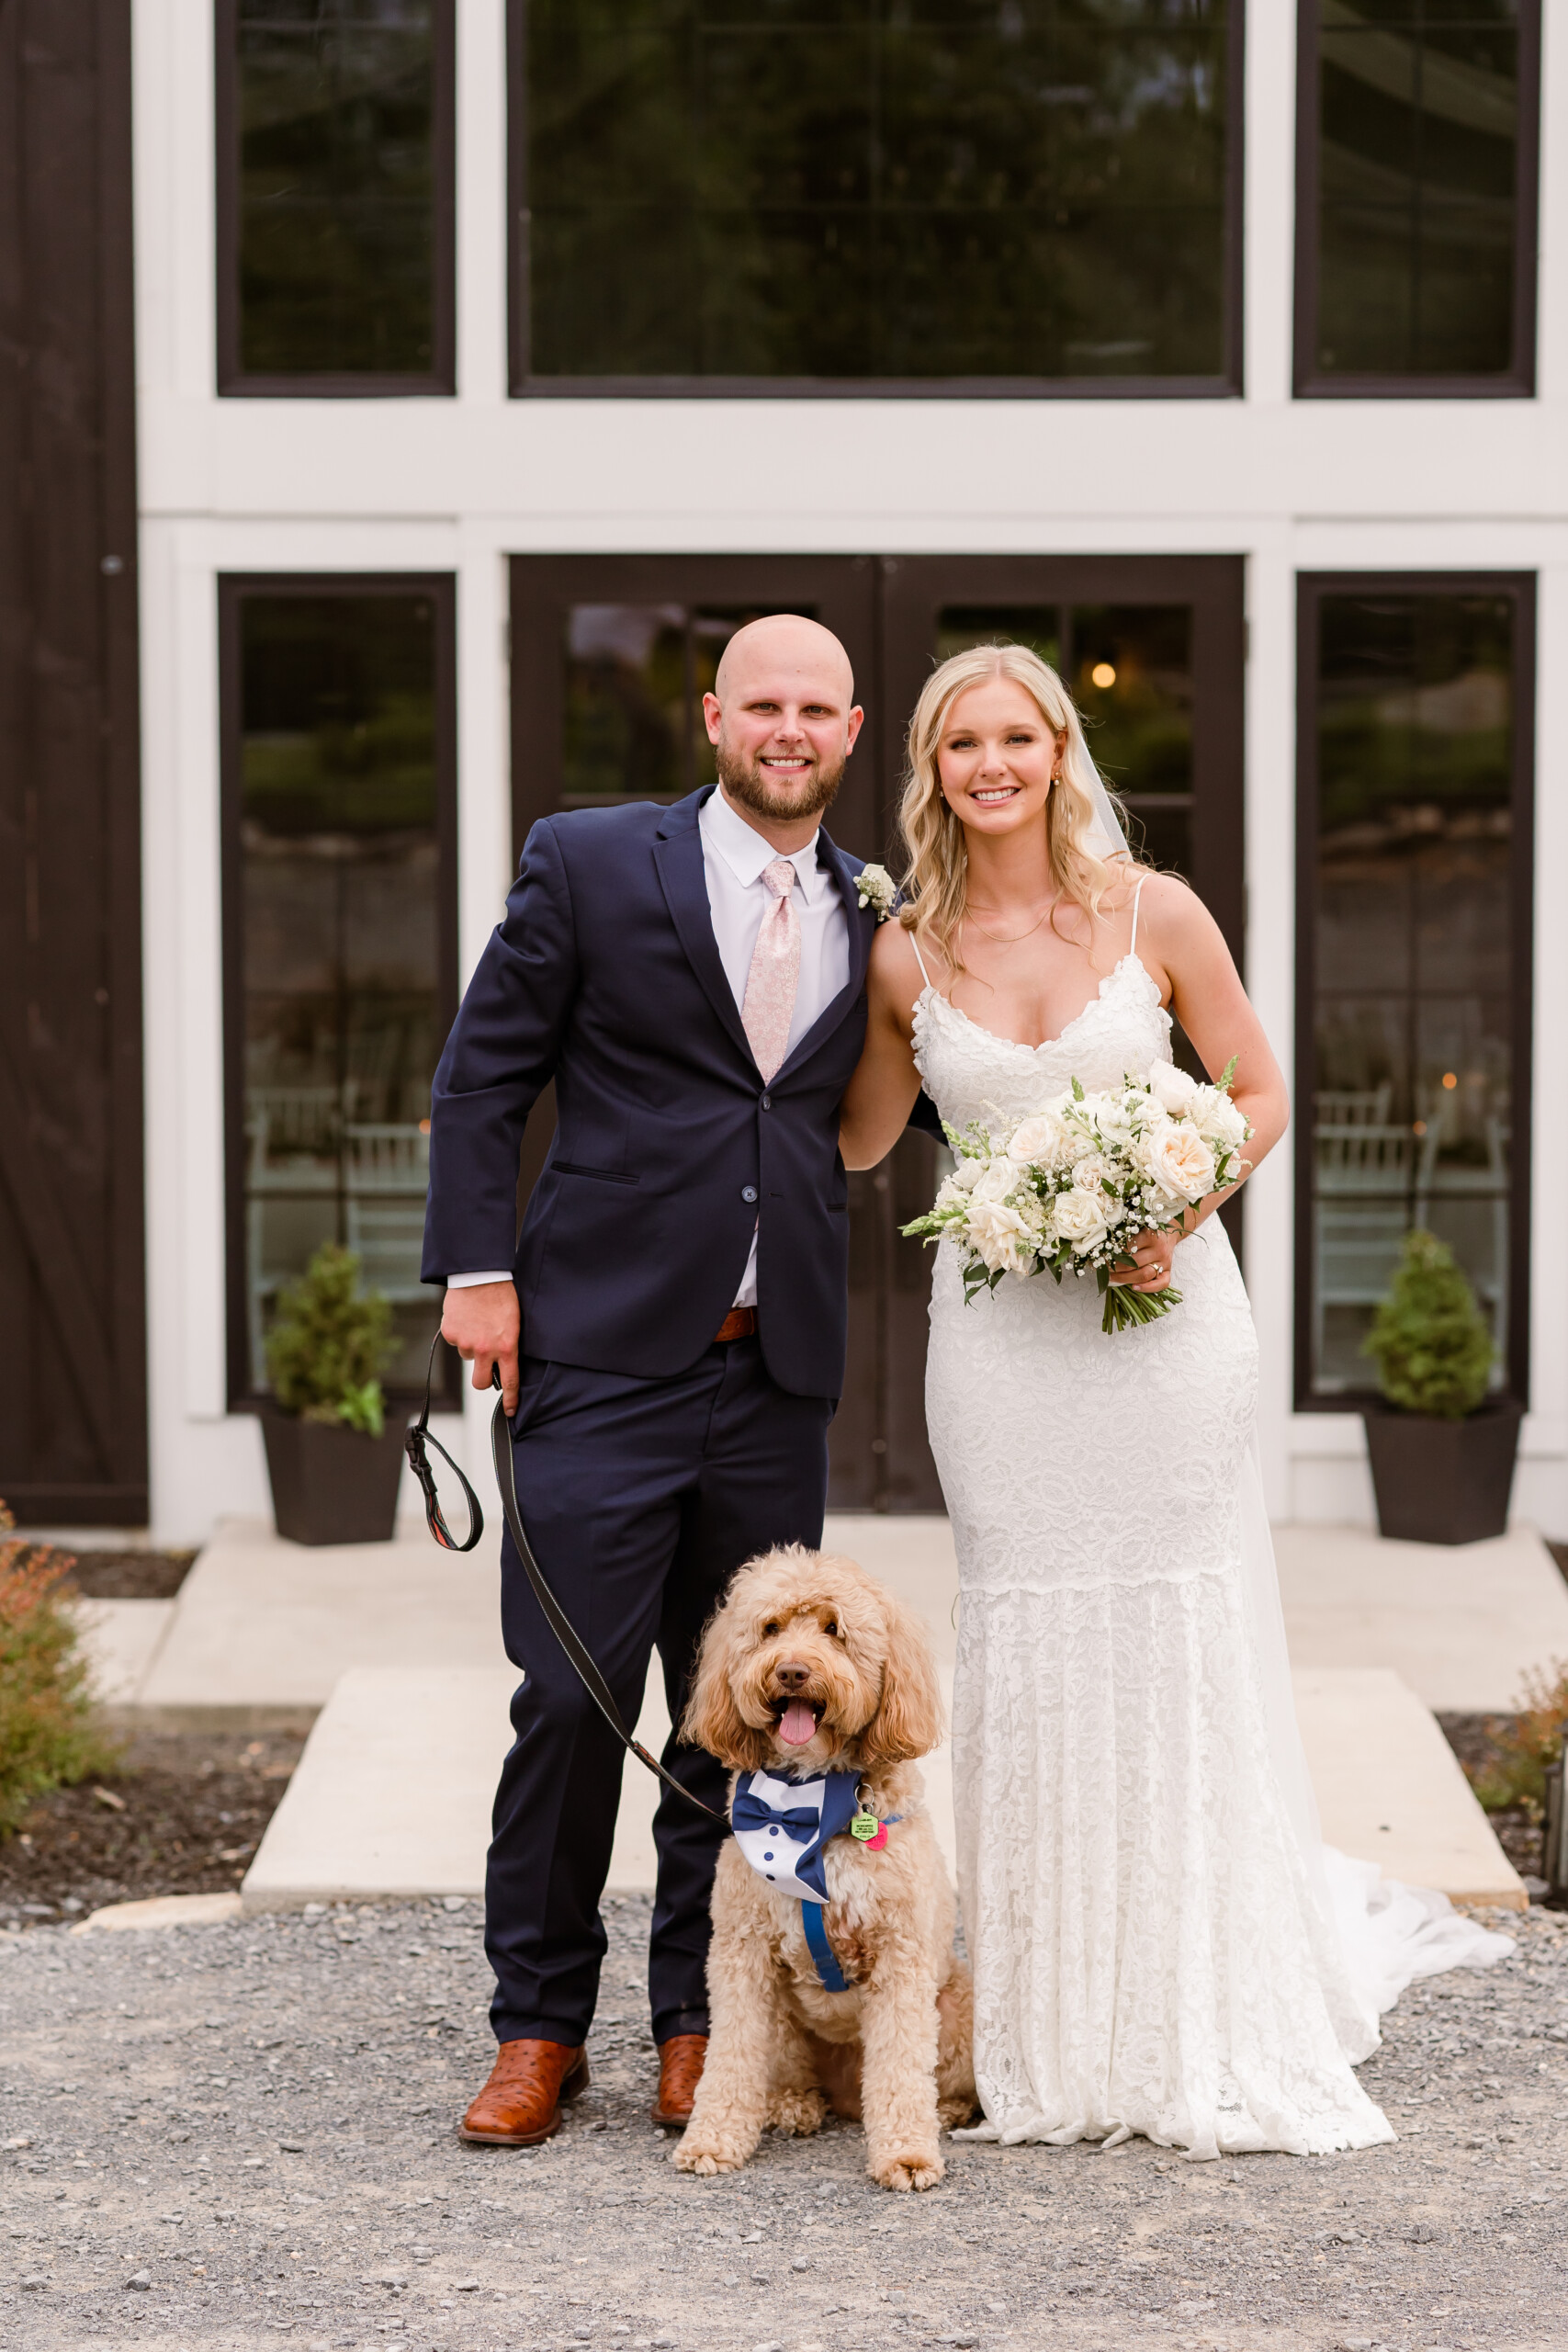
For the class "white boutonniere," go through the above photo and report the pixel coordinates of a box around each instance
[856,863,897,922]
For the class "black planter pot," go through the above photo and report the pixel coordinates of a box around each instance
[259,1406,409,1546]
[1361,1396,1524,1545]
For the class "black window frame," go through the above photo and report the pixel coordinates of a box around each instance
[505,0,1247,401]
[215,0,457,398]
[218,572,461,1411]
[1292,0,1541,400]
[1293,571,1535,1413]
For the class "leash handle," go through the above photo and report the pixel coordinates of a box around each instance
[485,1367,730,1829]
[404,1331,485,1552]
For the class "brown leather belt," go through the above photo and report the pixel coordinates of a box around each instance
[713,1306,758,1343]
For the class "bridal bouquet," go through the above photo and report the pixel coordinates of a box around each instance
[902,1060,1252,1332]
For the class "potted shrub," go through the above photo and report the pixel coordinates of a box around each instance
[259,1242,408,1545]
[1359,1228,1521,1544]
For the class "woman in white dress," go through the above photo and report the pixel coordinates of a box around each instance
[840,642,1507,2160]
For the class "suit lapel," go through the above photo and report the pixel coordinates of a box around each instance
[651,790,758,1069]
[772,831,877,1082]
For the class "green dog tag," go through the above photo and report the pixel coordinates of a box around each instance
[850,1809,879,1842]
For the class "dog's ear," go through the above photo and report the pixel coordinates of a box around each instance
[680,1600,770,1771]
[859,1596,944,1766]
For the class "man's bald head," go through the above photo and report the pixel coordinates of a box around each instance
[714,613,854,707]
[704,615,863,842]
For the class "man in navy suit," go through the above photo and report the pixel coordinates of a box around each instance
[423,615,879,2146]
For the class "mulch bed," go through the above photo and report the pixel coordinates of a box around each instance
[56,1544,197,1600]
[0,1724,310,1926]
[1438,1709,1543,1881]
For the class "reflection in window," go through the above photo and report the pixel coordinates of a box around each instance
[525,3,1235,382]
[936,606,1192,875]
[562,604,816,805]
[1310,0,1529,379]
[1307,593,1518,1396]
[232,0,443,379]
[235,594,447,1392]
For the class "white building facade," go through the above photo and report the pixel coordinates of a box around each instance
[120,0,1565,1544]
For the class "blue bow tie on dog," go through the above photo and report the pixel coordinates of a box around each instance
[730,1767,861,1905]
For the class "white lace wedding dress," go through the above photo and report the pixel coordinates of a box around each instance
[912,936,1511,2158]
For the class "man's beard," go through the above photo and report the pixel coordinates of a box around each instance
[716,740,845,826]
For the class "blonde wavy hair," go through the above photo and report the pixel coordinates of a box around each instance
[897,642,1138,976]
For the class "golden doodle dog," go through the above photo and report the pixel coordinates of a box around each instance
[674,1547,976,2191]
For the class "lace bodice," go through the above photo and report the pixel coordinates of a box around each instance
[911,950,1174,1134]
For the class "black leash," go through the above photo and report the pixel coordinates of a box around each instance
[404,1333,728,1827]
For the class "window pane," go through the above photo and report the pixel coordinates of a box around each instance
[236,0,438,376]
[237,594,444,1392]
[1308,592,1516,1396]
[1313,1,1523,379]
[527,2,1234,381]
[560,602,817,806]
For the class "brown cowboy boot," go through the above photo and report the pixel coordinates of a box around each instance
[459,2039,589,2146]
[651,2031,708,2127]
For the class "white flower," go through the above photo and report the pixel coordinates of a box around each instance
[1196,1091,1249,1151]
[1049,1186,1110,1256]
[1071,1151,1112,1193]
[1007,1110,1068,1170]
[1148,1059,1202,1116]
[856,863,897,922]
[970,1155,1023,1205]
[946,1154,986,1193]
[931,1176,968,1216]
[966,1193,1035,1274]
[1144,1118,1216,1204]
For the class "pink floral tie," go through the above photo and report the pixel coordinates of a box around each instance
[741,858,801,1081]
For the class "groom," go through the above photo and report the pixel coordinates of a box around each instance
[422,615,879,2145]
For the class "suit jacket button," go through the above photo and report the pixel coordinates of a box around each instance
[741,1185,759,1204]
[761,1092,772,1109]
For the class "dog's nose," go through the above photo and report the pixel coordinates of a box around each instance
[773,1659,811,1691]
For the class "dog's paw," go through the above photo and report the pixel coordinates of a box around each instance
[937,2094,980,2132]
[765,2086,828,2138]
[673,2135,748,2177]
[870,2148,945,2193]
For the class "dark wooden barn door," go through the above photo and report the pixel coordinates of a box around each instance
[0,0,147,1524]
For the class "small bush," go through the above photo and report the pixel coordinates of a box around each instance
[0,1504,116,1838]
[1468,1658,1568,1817]
[1361,1227,1495,1419]
[264,1241,395,1434]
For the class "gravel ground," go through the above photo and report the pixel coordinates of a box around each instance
[1,1895,1565,2352]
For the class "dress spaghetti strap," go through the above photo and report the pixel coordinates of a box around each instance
[909,933,934,991]
[1129,874,1147,959]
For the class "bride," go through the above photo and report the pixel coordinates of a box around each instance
[839,642,1508,2158]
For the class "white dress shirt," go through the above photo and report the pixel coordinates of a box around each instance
[449,786,852,1309]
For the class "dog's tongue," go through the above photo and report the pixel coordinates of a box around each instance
[778,1701,818,1747]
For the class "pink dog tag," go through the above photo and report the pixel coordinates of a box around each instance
[864,1823,889,1851]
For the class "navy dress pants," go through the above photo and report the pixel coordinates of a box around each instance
[485,1336,832,2050]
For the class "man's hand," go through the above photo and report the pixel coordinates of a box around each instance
[441,1281,521,1415]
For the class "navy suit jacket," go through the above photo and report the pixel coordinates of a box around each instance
[422,788,880,1399]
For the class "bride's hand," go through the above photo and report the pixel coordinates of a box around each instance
[1110,1226,1181,1292]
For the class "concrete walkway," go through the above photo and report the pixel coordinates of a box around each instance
[76,1509,1548,1914]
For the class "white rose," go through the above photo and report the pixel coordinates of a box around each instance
[970,1155,1022,1205]
[1007,1111,1067,1169]
[1196,1091,1249,1152]
[1145,1118,1216,1204]
[946,1154,986,1193]
[1049,1186,1109,1256]
[1148,1059,1201,1116]
[966,1193,1035,1274]
[1071,1151,1113,1193]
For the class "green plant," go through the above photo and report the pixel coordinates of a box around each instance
[1361,1228,1495,1419]
[1466,1658,1568,1817]
[0,1505,117,1838]
[263,1242,395,1434]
